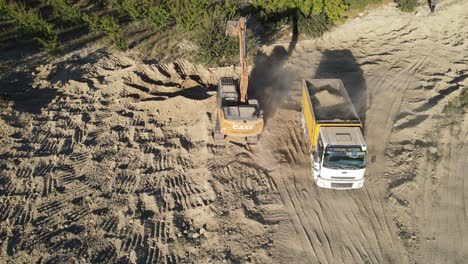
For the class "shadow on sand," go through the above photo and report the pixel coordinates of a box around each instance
[248,16,299,123]
[0,70,59,114]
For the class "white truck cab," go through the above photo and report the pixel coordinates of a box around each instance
[301,79,367,190]
[312,127,366,189]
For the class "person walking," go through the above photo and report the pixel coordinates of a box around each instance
[430,0,438,13]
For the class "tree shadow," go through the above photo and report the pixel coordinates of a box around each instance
[314,49,367,128]
[0,70,59,114]
[248,12,299,123]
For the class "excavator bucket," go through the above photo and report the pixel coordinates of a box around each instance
[226,20,239,37]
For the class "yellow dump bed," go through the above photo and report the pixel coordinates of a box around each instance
[302,79,362,148]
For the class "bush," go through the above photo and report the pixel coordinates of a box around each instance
[48,0,82,23]
[322,0,348,22]
[82,13,127,51]
[298,13,329,38]
[1,1,58,53]
[194,6,258,67]
[220,0,243,19]
[251,0,346,23]
[171,0,210,32]
[99,15,127,51]
[110,0,147,21]
[36,36,60,54]
[3,1,55,38]
[82,13,100,33]
[146,1,173,30]
[396,0,419,12]
[194,16,238,66]
[251,0,310,15]
[0,0,6,12]
[345,0,382,9]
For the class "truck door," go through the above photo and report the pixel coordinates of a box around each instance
[314,133,324,177]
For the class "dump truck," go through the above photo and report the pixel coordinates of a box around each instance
[214,17,264,144]
[301,79,367,189]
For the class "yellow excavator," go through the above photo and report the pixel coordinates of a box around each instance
[214,17,264,144]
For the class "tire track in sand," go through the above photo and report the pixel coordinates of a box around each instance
[256,34,428,262]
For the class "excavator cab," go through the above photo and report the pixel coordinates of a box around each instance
[214,78,263,144]
[213,18,264,144]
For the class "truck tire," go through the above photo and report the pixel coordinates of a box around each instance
[247,135,258,144]
[301,112,307,135]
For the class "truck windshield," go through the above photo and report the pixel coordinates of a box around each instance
[323,149,366,169]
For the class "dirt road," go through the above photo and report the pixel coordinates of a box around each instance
[0,0,467,263]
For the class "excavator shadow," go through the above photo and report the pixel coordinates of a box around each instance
[248,15,299,123]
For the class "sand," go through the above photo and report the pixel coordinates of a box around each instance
[0,0,467,263]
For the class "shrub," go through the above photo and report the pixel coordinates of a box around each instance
[110,0,147,21]
[221,0,243,19]
[396,0,419,12]
[82,13,127,51]
[48,0,82,23]
[3,1,55,38]
[171,0,210,32]
[82,13,100,33]
[0,0,6,12]
[345,0,382,9]
[194,16,238,66]
[252,0,347,23]
[251,0,307,14]
[36,36,60,54]
[322,0,348,22]
[146,1,173,30]
[1,1,58,53]
[298,13,329,37]
[99,15,127,51]
[194,6,258,67]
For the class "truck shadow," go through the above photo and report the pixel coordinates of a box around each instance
[314,49,367,128]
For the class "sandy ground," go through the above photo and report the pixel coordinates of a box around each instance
[1,0,467,263]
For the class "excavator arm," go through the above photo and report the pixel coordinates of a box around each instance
[226,17,249,103]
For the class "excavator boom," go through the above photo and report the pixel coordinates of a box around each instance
[226,17,248,103]
[215,17,263,144]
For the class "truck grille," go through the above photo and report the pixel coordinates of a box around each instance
[331,177,355,180]
[331,182,354,188]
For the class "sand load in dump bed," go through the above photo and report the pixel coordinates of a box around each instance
[305,79,360,123]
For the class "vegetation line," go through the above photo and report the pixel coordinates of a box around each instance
[0,0,415,63]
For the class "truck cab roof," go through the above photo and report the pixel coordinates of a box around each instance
[320,127,366,150]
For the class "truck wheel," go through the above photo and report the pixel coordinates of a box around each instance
[247,135,258,144]
[301,112,307,135]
